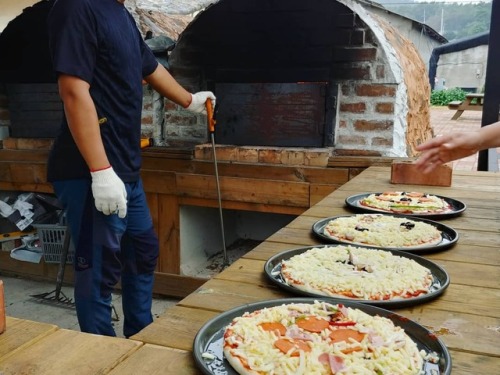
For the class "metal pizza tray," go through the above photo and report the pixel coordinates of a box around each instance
[264,244,450,308]
[312,214,459,254]
[345,192,466,219]
[193,297,452,375]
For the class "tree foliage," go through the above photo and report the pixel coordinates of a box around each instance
[376,1,492,41]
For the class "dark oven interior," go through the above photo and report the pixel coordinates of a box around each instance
[169,0,372,148]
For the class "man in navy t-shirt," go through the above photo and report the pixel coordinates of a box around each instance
[47,0,215,337]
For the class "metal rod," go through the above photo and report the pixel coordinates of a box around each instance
[211,133,228,266]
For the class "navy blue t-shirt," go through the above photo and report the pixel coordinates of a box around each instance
[46,0,158,182]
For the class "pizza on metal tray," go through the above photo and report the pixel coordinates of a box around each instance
[222,300,439,374]
[359,191,452,214]
[280,245,434,300]
[322,214,442,249]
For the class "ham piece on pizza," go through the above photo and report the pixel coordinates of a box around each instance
[222,300,437,374]
[322,214,443,249]
[280,245,434,300]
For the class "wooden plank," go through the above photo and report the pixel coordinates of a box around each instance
[0,317,58,361]
[152,272,205,298]
[131,306,218,349]
[242,241,297,261]
[141,170,177,194]
[178,278,285,313]
[0,182,53,194]
[449,350,499,375]
[328,156,395,168]
[143,155,351,185]
[0,149,50,162]
[176,174,310,207]
[309,183,338,206]
[395,308,500,357]
[108,344,198,374]
[0,329,142,375]
[418,284,500,318]
[178,196,305,215]
[157,195,180,274]
[196,161,350,184]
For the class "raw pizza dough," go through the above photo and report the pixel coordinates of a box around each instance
[322,214,442,249]
[359,191,452,214]
[280,245,434,300]
[222,300,437,375]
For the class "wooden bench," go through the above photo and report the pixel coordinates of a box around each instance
[449,93,484,120]
[447,100,463,109]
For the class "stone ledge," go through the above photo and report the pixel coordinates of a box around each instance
[194,144,332,167]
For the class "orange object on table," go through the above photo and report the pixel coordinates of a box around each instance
[0,280,6,334]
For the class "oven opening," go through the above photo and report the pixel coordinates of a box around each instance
[179,206,295,278]
[214,82,337,147]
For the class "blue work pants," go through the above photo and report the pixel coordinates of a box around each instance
[52,178,159,337]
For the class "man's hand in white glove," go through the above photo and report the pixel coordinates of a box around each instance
[186,91,216,114]
[90,166,128,218]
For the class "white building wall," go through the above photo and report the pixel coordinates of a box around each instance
[436,45,488,92]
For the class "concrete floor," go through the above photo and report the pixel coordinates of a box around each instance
[1,274,179,338]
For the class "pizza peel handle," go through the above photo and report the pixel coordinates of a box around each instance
[205,99,228,267]
[206,99,216,134]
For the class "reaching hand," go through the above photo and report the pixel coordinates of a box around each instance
[90,166,128,218]
[186,91,216,114]
[415,133,480,173]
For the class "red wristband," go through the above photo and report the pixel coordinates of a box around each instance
[90,165,111,173]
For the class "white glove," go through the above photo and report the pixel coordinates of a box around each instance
[186,91,216,114]
[90,167,127,218]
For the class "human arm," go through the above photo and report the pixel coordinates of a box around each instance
[415,121,500,173]
[144,64,215,114]
[58,74,127,217]
[58,74,109,170]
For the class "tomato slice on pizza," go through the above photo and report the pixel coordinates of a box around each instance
[222,301,436,374]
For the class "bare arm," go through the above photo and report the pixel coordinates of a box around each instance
[144,64,192,107]
[58,74,110,171]
[415,121,500,173]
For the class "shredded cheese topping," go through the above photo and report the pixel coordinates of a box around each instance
[360,191,452,214]
[281,245,433,300]
[223,301,429,374]
[323,214,442,248]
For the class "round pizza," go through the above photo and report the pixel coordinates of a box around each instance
[280,245,434,300]
[223,300,437,374]
[322,214,442,249]
[359,191,452,214]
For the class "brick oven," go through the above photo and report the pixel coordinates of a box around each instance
[162,0,434,159]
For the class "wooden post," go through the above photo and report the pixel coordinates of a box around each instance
[478,0,500,171]
[0,280,6,334]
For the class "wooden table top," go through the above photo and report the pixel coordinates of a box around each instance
[2,166,499,374]
[133,166,500,374]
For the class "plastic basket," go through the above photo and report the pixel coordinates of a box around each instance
[34,224,75,264]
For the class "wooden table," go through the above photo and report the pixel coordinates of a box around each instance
[449,93,484,120]
[2,166,499,374]
[133,166,500,374]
